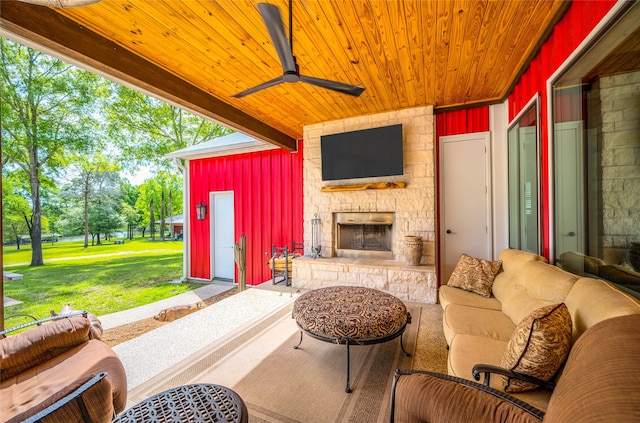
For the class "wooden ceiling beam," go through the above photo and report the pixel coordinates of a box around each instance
[0,1,297,152]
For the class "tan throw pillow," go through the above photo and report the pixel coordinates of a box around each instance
[447,253,502,297]
[501,303,572,393]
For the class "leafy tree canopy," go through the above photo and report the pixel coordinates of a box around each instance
[106,84,232,173]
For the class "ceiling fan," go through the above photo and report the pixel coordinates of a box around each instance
[232,1,365,98]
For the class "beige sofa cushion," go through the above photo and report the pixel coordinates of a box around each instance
[443,304,515,345]
[439,285,502,311]
[501,304,572,393]
[544,314,640,422]
[492,249,547,304]
[447,334,553,412]
[564,277,640,341]
[500,261,578,324]
[447,254,502,297]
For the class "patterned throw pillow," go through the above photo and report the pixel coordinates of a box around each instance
[446,253,502,297]
[501,303,572,393]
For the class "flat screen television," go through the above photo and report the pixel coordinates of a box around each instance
[321,124,403,181]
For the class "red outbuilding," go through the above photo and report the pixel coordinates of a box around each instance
[167,132,303,286]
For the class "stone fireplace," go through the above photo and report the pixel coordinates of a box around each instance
[293,106,438,303]
[335,212,394,259]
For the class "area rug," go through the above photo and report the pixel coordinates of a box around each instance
[128,301,446,423]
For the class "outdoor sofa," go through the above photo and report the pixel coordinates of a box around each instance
[390,248,640,421]
[0,312,127,423]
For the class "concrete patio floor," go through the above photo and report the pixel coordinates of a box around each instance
[103,280,301,390]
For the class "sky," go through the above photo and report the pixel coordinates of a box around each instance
[123,166,154,186]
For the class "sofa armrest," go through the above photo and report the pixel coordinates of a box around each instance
[20,372,115,423]
[390,369,545,423]
[472,364,556,390]
[0,311,88,338]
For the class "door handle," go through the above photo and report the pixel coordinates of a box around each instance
[446,229,453,234]
[567,231,575,237]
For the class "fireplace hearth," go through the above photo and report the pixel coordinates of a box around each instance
[335,212,394,259]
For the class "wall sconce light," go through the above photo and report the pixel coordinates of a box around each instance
[195,202,207,220]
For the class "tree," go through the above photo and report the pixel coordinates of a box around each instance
[61,156,123,247]
[1,38,104,265]
[1,173,31,248]
[87,201,124,245]
[134,173,182,239]
[105,84,232,172]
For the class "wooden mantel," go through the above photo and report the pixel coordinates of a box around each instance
[320,182,406,192]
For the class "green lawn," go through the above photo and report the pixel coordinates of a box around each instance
[3,238,201,327]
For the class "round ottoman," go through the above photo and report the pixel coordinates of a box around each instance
[292,286,411,392]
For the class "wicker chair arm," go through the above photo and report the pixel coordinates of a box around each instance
[0,310,88,338]
[390,369,545,423]
[472,364,556,390]
[20,372,110,423]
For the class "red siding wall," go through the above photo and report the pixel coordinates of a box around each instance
[435,107,490,137]
[508,0,616,258]
[189,142,304,285]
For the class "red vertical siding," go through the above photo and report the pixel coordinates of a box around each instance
[507,0,616,258]
[188,141,304,285]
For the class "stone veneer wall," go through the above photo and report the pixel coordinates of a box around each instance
[294,106,437,303]
[600,71,640,253]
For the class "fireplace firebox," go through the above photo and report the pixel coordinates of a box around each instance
[334,212,394,259]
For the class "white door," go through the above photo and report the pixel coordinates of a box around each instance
[554,121,584,258]
[441,133,492,283]
[212,192,235,280]
[519,126,539,253]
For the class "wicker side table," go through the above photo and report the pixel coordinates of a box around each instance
[112,384,247,423]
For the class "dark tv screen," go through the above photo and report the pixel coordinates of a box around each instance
[321,124,403,181]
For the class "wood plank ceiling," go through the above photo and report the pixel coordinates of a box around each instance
[0,0,569,150]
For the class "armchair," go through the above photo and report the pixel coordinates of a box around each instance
[0,312,127,423]
[389,314,640,423]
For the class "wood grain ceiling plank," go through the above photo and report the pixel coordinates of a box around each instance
[399,0,428,106]
[469,0,521,102]
[445,0,489,105]
[324,0,391,112]
[420,0,438,106]
[59,2,227,97]
[441,0,470,106]
[343,0,405,111]
[434,0,454,106]
[205,1,290,92]
[458,0,504,105]
[489,0,551,96]
[161,1,259,93]
[370,0,413,108]
[314,0,386,114]
[290,1,371,119]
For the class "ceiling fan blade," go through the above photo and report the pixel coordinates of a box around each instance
[258,3,296,74]
[299,75,365,97]
[231,76,286,98]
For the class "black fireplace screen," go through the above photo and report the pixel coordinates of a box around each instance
[337,224,392,252]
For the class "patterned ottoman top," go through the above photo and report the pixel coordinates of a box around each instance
[292,286,408,341]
